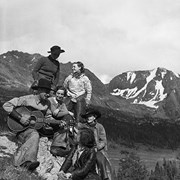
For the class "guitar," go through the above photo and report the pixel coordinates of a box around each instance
[7,106,64,133]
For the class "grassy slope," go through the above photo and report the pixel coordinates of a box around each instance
[108,142,180,174]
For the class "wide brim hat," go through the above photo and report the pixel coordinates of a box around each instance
[32,78,52,91]
[81,109,101,119]
[47,45,65,53]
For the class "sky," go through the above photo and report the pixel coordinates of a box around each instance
[1,0,180,83]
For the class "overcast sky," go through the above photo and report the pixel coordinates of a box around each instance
[1,0,180,83]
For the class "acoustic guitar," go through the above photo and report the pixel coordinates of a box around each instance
[7,106,63,133]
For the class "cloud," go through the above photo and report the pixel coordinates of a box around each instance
[97,74,112,84]
[1,0,180,82]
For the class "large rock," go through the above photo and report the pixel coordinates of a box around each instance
[0,134,64,180]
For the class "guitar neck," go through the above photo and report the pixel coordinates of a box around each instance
[44,118,62,124]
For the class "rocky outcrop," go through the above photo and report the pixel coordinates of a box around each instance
[37,137,64,180]
[0,134,64,180]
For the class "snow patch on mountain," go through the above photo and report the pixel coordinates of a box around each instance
[111,68,168,109]
[127,71,136,84]
[13,55,19,59]
[173,72,180,78]
[137,80,167,108]
[31,57,36,61]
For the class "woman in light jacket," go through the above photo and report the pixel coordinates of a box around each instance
[63,61,92,123]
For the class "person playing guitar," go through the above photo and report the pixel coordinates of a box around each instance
[2,78,56,172]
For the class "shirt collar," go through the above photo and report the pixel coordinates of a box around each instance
[48,55,57,61]
[72,72,84,79]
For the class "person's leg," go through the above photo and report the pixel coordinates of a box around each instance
[64,97,73,111]
[50,130,70,157]
[14,129,40,168]
[96,151,109,180]
[50,146,70,157]
[74,97,86,123]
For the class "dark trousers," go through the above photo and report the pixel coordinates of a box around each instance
[50,114,75,157]
[96,151,109,180]
[65,95,86,123]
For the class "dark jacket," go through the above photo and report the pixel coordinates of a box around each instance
[60,146,100,180]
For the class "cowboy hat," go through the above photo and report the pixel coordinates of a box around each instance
[47,45,65,53]
[81,108,101,119]
[32,78,52,90]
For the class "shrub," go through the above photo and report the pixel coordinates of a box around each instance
[117,151,149,180]
[149,159,180,180]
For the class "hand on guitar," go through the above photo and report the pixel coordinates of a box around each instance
[68,111,74,117]
[59,120,67,128]
[20,115,30,126]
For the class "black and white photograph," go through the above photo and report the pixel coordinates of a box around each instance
[1,0,180,179]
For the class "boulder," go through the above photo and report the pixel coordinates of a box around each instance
[0,134,64,180]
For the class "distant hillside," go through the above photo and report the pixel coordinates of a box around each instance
[1,50,180,122]
[2,51,180,148]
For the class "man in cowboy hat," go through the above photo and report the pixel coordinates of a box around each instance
[32,45,65,92]
[3,78,52,172]
[80,108,110,180]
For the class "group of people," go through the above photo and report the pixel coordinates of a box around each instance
[2,45,111,180]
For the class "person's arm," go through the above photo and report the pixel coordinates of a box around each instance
[83,76,92,105]
[48,97,68,118]
[54,103,69,118]
[63,76,68,89]
[32,58,44,81]
[60,146,76,173]
[52,62,60,88]
[3,96,30,124]
[97,124,107,151]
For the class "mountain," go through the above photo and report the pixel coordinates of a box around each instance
[1,50,180,122]
[108,67,180,120]
[0,50,41,90]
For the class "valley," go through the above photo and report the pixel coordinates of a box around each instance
[108,143,180,174]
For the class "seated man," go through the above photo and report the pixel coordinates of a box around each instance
[80,108,110,180]
[2,78,52,172]
[48,85,76,157]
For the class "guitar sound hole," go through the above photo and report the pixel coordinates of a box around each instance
[30,116,36,121]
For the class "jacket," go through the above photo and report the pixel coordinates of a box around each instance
[78,122,107,152]
[32,56,60,86]
[60,146,100,180]
[63,73,92,104]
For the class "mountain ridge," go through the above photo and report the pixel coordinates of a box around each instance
[1,50,180,122]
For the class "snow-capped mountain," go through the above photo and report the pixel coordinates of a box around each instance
[1,50,180,121]
[109,67,180,109]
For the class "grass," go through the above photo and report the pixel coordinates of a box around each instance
[0,126,45,180]
[107,139,180,176]
[0,156,45,180]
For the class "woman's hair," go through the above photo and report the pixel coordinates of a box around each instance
[74,61,85,73]
[79,128,95,148]
[54,85,67,96]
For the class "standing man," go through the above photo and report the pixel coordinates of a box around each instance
[63,61,92,123]
[32,45,65,91]
[3,79,52,172]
